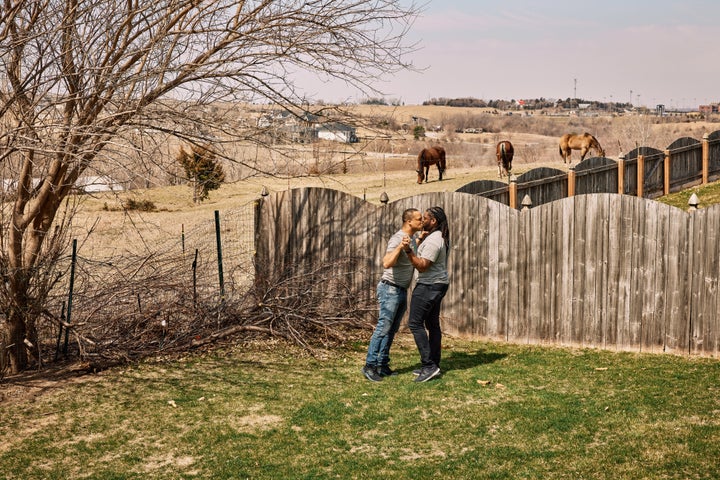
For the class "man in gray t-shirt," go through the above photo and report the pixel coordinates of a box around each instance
[362,208,423,382]
[405,206,450,383]
[415,228,448,285]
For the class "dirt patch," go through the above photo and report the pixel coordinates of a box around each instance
[0,360,107,405]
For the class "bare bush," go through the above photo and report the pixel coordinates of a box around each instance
[39,248,373,370]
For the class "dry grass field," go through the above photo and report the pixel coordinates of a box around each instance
[71,105,720,256]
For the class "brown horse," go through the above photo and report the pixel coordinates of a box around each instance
[495,140,514,178]
[559,133,605,164]
[416,146,446,184]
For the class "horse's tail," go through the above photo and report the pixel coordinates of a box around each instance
[500,142,506,159]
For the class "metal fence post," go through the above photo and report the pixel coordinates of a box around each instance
[55,301,66,360]
[63,239,77,355]
[214,210,225,299]
[192,248,199,306]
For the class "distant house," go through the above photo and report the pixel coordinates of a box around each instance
[317,122,358,143]
[411,116,429,126]
[257,109,358,143]
[1,175,123,195]
[76,176,124,193]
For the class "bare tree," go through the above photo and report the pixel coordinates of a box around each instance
[0,0,420,373]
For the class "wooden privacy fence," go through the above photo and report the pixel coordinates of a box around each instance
[458,130,720,208]
[255,188,720,356]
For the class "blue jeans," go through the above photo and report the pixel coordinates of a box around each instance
[408,282,448,368]
[365,282,407,367]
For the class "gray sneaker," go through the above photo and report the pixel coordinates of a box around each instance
[414,365,441,383]
[362,365,383,382]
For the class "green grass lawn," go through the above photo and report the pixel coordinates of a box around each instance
[1,336,719,479]
[658,178,720,210]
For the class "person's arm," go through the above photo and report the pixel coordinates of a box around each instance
[404,247,433,273]
[383,236,410,269]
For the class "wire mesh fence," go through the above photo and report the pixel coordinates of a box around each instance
[43,201,258,365]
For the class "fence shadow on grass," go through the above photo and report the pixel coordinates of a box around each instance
[395,349,506,375]
[440,350,507,373]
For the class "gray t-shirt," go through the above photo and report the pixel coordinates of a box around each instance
[416,230,449,285]
[381,230,414,288]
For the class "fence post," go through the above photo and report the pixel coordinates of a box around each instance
[192,248,199,306]
[702,133,709,185]
[637,154,645,197]
[54,301,66,360]
[509,178,517,209]
[663,150,671,195]
[617,154,625,194]
[214,210,225,300]
[567,167,576,197]
[63,239,77,355]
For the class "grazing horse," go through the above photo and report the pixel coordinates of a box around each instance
[559,132,605,164]
[416,146,446,184]
[495,140,514,178]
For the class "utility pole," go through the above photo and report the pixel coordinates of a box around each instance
[573,78,577,108]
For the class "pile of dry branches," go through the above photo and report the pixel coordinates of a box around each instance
[35,254,374,372]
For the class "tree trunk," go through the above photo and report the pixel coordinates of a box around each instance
[4,269,40,374]
[4,308,28,374]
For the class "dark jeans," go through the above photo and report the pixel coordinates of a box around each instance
[408,282,448,368]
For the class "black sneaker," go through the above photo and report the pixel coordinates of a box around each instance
[413,367,441,376]
[414,365,441,383]
[377,365,398,377]
[362,365,383,382]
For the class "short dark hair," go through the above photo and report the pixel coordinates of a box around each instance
[402,208,420,223]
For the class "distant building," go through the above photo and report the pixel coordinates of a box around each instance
[1,175,123,194]
[411,116,429,126]
[258,109,358,143]
[76,175,124,193]
[699,104,720,114]
[317,122,358,143]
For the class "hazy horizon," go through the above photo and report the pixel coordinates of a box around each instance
[295,1,720,110]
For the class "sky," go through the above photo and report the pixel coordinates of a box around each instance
[299,0,720,109]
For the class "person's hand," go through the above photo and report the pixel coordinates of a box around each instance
[401,235,412,252]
